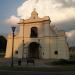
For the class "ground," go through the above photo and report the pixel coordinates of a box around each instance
[0,58,75,72]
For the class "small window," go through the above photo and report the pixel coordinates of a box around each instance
[15,51,18,54]
[30,27,38,38]
[54,51,58,55]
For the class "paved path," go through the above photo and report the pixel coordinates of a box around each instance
[0,58,75,72]
[0,58,55,67]
[0,71,75,75]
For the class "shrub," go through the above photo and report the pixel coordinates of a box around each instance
[51,59,69,65]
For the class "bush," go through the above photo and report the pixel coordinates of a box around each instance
[51,59,69,65]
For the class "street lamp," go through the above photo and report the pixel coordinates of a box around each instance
[22,19,25,59]
[11,26,16,67]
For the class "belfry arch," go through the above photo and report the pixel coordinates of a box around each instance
[30,27,38,38]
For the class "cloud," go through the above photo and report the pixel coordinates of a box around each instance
[17,0,75,23]
[17,0,75,46]
[55,18,75,31]
[5,15,20,25]
[66,30,75,46]
[54,0,75,8]
[66,30,75,40]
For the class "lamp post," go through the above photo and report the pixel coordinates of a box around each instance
[11,26,16,67]
[22,19,24,59]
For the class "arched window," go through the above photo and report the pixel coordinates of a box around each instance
[30,27,38,38]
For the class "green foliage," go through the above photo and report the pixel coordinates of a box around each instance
[51,59,75,65]
[0,35,7,52]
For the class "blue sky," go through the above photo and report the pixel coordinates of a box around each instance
[0,0,25,19]
[0,0,25,33]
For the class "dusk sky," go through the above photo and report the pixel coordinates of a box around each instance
[0,0,25,33]
[0,0,75,47]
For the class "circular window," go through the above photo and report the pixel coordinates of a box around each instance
[15,51,18,54]
[54,51,58,55]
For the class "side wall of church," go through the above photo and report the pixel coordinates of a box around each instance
[56,36,69,59]
[50,36,69,59]
[5,35,23,58]
[5,35,13,58]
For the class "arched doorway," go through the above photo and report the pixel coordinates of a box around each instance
[28,42,40,59]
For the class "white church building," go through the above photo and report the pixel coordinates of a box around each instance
[5,9,69,59]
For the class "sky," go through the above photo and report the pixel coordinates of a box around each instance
[0,0,25,33]
[0,0,75,47]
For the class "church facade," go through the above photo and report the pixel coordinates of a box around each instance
[5,9,69,59]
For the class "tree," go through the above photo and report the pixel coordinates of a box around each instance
[0,35,7,52]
